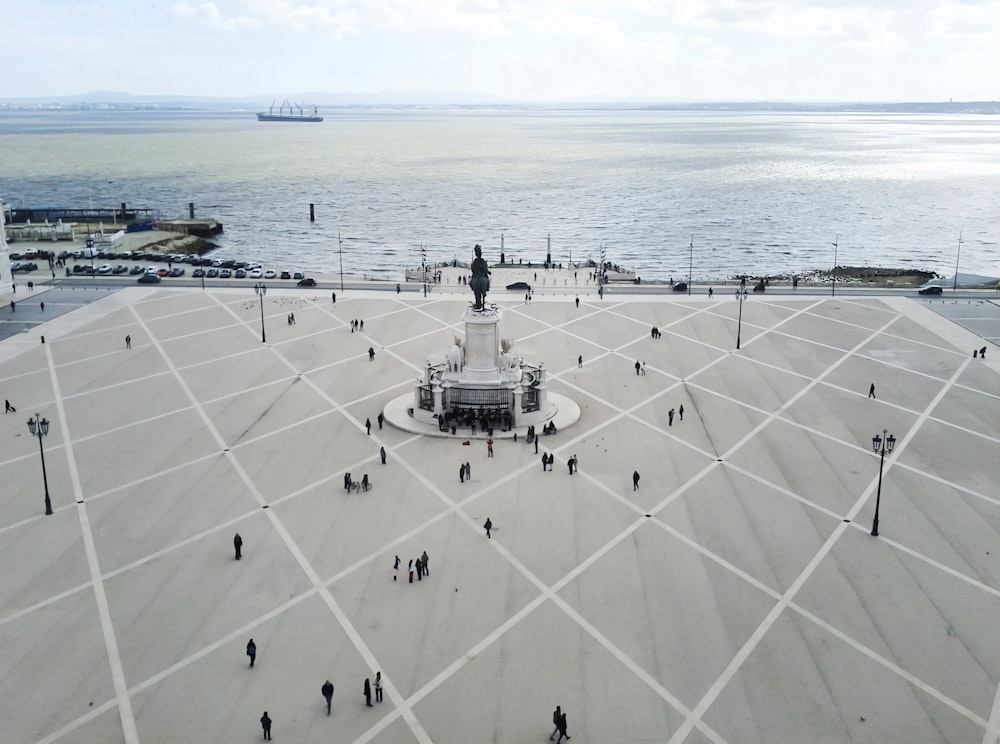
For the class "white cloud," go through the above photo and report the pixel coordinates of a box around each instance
[171,1,259,30]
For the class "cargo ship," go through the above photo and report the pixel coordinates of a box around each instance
[257,99,323,122]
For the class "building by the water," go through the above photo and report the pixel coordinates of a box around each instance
[0,199,13,296]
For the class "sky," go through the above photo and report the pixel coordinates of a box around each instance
[3,0,999,101]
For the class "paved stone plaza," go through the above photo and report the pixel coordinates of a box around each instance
[2,287,1000,744]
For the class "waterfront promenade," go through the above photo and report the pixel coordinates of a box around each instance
[2,284,1000,744]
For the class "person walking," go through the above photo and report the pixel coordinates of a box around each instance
[377,412,384,430]
[633,470,640,490]
[375,671,383,703]
[557,710,571,742]
[981,346,988,359]
[368,346,375,361]
[246,638,256,668]
[416,556,423,581]
[679,404,684,421]
[459,463,465,483]
[708,287,714,298]
[548,453,555,471]
[234,532,243,560]
[421,550,429,576]
[322,680,334,715]
[868,383,876,399]
[380,446,387,464]
[366,417,372,435]
[40,301,45,312]
[487,438,494,457]
[578,355,583,368]
[408,559,414,583]
[575,296,580,308]
[344,472,352,492]
[332,291,336,303]
[4,399,15,413]
[541,453,548,472]
[668,408,675,426]
[535,436,540,454]
[550,705,562,741]
[635,360,641,376]
[260,711,272,740]
[364,678,373,707]
[125,334,131,350]
[360,319,365,332]
[393,555,400,581]
[465,462,471,481]
[484,517,493,539]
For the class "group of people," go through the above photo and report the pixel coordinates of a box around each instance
[286,312,296,325]
[394,551,430,583]
[440,408,510,435]
[458,461,472,482]
[343,472,371,492]
[350,318,365,332]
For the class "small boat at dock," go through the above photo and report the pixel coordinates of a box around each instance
[257,99,323,122]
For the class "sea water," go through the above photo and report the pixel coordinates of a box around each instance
[1,108,999,281]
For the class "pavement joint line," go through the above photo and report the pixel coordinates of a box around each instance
[0,576,93,628]
[43,339,140,744]
[666,333,975,743]
[891,459,1000,512]
[205,293,437,744]
[32,698,122,744]
[789,601,1000,740]
[212,292,733,741]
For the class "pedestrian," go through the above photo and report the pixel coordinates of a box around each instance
[246,638,256,668]
[409,559,414,583]
[40,301,45,312]
[868,383,876,399]
[641,361,646,376]
[377,412,384,430]
[541,453,548,472]
[557,710,570,742]
[708,287,714,298]
[125,334,131,349]
[550,705,562,741]
[287,313,292,326]
[459,463,465,483]
[487,438,494,457]
[535,436,539,454]
[332,291,336,303]
[635,360,640,376]
[322,680,334,715]
[484,517,493,539]
[465,462,471,481]
[4,399,14,413]
[578,355,583,368]
[380,446,387,464]
[421,550,429,576]
[679,404,684,421]
[234,532,243,560]
[368,347,375,361]
[416,556,423,580]
[548,452,554,471]
[344,472,352,492]
[575,296,579,308]
[366,417,372,435]
[364,678,373,707]
[361,474,370,492]
[981,346,988,359]
[260,711,272,740]
[668,408,675,426]
[633,470,640,490]
[360,319,364,332]
[375,671,383,703]
[350,319,355,333]
[393,555,400,581]
[568,457,573,475]
[397,283,401,294]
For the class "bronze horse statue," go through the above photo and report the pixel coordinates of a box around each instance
[470,244,490,309]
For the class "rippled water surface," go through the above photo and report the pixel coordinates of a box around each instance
[2,109,999,280]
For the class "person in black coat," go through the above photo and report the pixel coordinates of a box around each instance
[364,677,373,707]
[234,533,243,560]
[322,680,334,715]
[260,711,272,740]
[246,638,256,668]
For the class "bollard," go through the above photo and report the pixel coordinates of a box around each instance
[41,335,45,344]
[309,203,315,222]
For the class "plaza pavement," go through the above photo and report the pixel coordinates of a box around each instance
[2,282,1000,744]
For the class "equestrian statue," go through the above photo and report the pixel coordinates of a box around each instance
[469,244,491,310]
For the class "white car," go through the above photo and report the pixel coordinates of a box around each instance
[97,264,112,274]
[146,266,159,274]
[264,270,276,279]
[247,262,262,271]
[250,269,263,279]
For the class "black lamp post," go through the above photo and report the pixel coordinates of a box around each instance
[254,282,267,343]
[26,413,53,515]
[870,428,896,536]
[831,234,839,297]
[688,235,694,296]
[736,287,746,349]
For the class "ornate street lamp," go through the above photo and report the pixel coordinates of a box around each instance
[736,287,746,349]
[26,413,53,515]
[870,429,896,536]
[254,282,267,343]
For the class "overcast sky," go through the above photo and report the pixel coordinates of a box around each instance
[4,0,998,101]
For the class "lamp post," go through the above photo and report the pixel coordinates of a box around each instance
[26,413,53,515]
[953,230,964,292]
[870,428,896,536]
[253,283,267,343]
[688,235,694,296]
[338,233,344,293]
[831,234,839,297]
[736,287,746,349]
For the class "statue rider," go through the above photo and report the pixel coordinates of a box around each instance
[470,244,491,310]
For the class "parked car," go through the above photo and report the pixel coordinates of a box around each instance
[219,269,232,278]
[97,264,112,274]
[207,268,219,278]
[169,267,185,277]
[156,269,169,277]
[192,268,205,278]
[672,282,688,292]
[293,272,305,280]
[280,271,291,280]
[112,265,128,274]
[250,269,263,279]
[264,270,276,279]
[234,268,247,278]
[918,285,944,295]
[129,265,145,275]
[297,277,317,287]
[505,281,531,290]
[137,273,161,284]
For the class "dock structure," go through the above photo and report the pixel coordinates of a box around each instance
[1,284,999,743]
[152,218,224,237]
